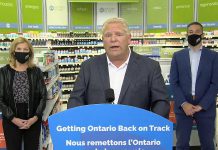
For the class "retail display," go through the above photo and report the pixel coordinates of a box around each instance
[0,30,218,149]
[33,49,61,150]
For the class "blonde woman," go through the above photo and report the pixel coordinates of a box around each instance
[0,37,47,150]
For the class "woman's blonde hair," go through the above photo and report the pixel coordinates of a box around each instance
[9,37,35,68]
[102,17,130,35]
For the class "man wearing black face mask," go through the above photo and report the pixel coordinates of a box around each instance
[170,22,218,150]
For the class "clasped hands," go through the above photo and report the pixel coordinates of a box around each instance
[182,102,202,117]
[12,116,38,129]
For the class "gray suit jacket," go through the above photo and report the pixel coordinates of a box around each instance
[67,51,169,118]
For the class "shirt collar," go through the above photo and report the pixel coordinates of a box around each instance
[107,48,131,68]
[189,46,203,52]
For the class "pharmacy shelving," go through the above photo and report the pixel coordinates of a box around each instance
[34,49,62,150]
[47,33,105,106]
[1,32,218,109]
[42,89,62,121]
[1,32,218,150]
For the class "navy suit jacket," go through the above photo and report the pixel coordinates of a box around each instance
[67,51,170,118]
[170,48,218,116]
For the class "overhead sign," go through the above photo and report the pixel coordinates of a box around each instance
[22,0,43,32]
[172,0,194,32]
[69,0,139,2]
[147,0,168,33]
[71,3,94,31]
[0,0,18,33]
[120,0,143,31]
[96,3,118,31]
[198,0,218,30]
[47,0,68,31]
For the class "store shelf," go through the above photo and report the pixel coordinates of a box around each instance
[143,36,186,39]
[48,44,103,49]
[205,35,218,39]
[73,37,101,40]
[46,74,60,91]
[39,62,58,72]
[159,58,172,62]
[131,37,144,39]
[59,62,81,66]
[131,44,186,47]
[59,71,79,74]
[62,79,76,83]
[62,87,73,91]
[42,90,61,121]
[60,99,69,102]
[57,53,100,57]
[203,44,218,47]
[0,46,9,49]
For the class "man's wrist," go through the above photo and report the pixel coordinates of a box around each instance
[181,101,187,108]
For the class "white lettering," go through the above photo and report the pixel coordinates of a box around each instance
[56,125,86,133]
[128,139,161,145]
[118,125,137,131]
[87,140,126,146]
[138,126,148,131]
[0,2,13,7]
[25,5,39,10]
[87,125,116,132]
[149,125,170,131]
[153,6,162,10]
[200,2,218,8]
[176,5,190,9]
[65,140,85,146]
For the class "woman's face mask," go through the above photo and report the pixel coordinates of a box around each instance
[14,42,30,64]
[14,52,30,64]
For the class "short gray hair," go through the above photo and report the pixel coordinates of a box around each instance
[102,17,130,34]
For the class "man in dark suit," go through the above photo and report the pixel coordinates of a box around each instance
[170,22,218,150]
[67,17,170,118]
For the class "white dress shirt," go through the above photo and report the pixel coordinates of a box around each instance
[189,48,202,95]
[107,50,131,104]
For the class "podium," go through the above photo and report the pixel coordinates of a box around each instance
[48,104,173,150]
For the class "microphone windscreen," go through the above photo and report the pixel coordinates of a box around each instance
[105,88,115,103]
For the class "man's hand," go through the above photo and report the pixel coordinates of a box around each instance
[193,105,203,112]
[182,102,196,116]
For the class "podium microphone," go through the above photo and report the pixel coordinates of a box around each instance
[105,88,115,104]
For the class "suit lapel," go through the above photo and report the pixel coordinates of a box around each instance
[184,49,192,80]
[118,52,138,103]
[196,48,206,80]
[97,54,110,90]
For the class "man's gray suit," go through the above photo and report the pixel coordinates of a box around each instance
[67,51,170,118]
